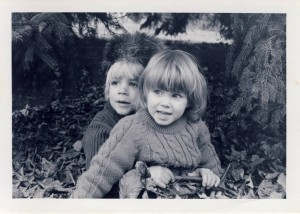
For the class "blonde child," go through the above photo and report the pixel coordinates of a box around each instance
[82,60,143,169]
[72,50,222,198]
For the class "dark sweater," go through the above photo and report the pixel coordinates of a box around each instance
[82,102,124,169]
[72,109,222,198]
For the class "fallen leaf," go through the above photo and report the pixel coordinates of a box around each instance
[41,158,57,178]
[232,167,244,181]
[72,140,82,152]
[265,172,280,180]
[238,188,256,199]
[277,173,286,191]
[257,180,274,199]
[225,145,244,161]
[142,190,149,199]
[250,155,265,168]
[20,106,30,116]
[245,175,254,188]
[269,191,284,199]
[119,169,143,199]
[33,187,46,198]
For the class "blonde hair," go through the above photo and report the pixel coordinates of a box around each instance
[138,50,207,122]
[104,60,144,100]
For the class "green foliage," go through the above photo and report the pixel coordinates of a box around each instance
[12,13,127,72]
[12,13,128,108]
[226,14,286,128]
[12,13,72,70]
[70,13,127,36]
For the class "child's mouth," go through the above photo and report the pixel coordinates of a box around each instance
[157,111,171,115]
[116,100,130,105]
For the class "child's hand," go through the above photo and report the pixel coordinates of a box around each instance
[148,166,175,188]
[190,168,220,188]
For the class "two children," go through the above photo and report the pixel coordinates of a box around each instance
[82,33,165,169]
[73,50,222,198]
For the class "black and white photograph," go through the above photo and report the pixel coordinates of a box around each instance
[1,0,300,213]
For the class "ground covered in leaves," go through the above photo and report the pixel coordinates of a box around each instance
[12,71,286,199]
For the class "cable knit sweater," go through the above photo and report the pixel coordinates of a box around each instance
[72,109,222,198]
[82,102,125,169]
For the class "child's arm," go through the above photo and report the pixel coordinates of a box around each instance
[71,119,138,198]
[195,121,223,187]
[196,121,223,178]
[82,124,110,169]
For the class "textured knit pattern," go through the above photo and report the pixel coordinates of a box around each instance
[72,109,222,198]
[82,102,124,169]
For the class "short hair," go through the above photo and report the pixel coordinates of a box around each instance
[104,60,144,100]
[138,50,207,122]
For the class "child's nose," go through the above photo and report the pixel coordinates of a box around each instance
[118,82,129,95]
[160,96,171,108]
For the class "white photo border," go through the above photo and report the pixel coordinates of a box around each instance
[1,0,300,213]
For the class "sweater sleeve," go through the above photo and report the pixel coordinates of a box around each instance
[82,124,110,169]
[71,118,139,198]
[197,121,223,177]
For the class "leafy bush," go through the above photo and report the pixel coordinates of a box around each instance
[226,14,286,130]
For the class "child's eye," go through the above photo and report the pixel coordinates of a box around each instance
[173,93,186,99]
[153,89,162,95]
[111,80,119,85]
[173,94,182,98]
[129,82,137,87]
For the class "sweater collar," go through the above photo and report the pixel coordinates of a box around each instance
[138,109,187,134]
[104,102,126,120]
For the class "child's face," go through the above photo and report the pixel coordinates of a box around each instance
[147,89,188,126]
[109,76,139,115]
